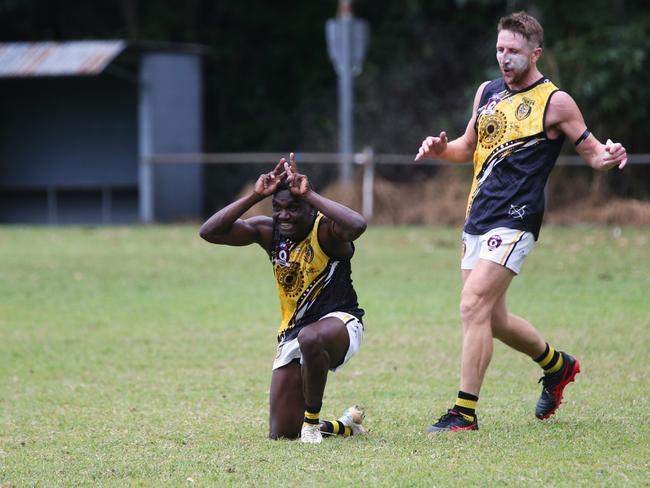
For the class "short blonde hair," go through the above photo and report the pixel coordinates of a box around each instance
[498,11,544,48]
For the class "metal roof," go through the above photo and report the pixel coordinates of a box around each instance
[0,40,127,78]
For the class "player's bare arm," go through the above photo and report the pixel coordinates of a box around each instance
[284,153,366,259]
[414,81,488,163]
[546,91,627,170]
[199,161,285,248]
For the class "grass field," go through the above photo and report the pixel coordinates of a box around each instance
[1,224,648,487]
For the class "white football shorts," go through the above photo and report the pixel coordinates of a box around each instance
[272,311,364,372]
[461,227,535,274]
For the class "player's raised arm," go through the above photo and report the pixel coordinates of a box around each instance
[199,160,285,248]
[414,81,488,163]
[284,153,366,254]
[546,91,628,170]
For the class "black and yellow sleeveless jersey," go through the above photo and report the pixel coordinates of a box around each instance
[466,77,564,240]
[270,212,364,342]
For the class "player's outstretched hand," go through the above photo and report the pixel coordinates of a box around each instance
[284,152,310,196]
[415,132,448,161]
[602,139,628,170]
[254,159,286,197]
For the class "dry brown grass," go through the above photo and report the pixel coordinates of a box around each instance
[546,197,650,226]
[324,169,469,225]
[238,171,650,227]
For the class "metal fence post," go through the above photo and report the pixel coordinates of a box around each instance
[138,75,154,223]
[360,146,374,220]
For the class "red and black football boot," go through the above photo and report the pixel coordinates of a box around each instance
[536,352,581,419]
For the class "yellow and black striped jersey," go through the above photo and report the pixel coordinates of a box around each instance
[467,77,564,240]
[270,213,363,342]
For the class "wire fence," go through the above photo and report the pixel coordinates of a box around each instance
[145,150,650,219]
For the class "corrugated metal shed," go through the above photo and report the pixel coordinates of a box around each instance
[0,40,204,223]
[0,40,127,78]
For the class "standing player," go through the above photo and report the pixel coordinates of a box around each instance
[200,154,368,443]
[415,12,627,432]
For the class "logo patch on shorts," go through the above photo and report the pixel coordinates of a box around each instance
[487,235,503,251]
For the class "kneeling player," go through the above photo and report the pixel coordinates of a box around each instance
[200,154,367,443]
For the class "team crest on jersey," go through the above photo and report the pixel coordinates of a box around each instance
[478,110,507,149]
[303,243,314,263]
[487,235,502,251]
[515,97,534,121]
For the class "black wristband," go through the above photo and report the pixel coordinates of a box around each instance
[574,129,591,146]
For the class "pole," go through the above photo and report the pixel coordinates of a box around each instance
[138,70,154,223]
[338,0,353,183]
[361,146,374,219]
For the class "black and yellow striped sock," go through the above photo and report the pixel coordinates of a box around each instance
[453,391,478,422]
[320,420,353,437]
[534,343,564,374]
[303,404,321,427]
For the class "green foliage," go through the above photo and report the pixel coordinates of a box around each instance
[2,0,647,152]
[353,0,505,153]
[1,0,648,202]
[528,0,650,151]
[548,20,650,150]
[1,225,649,486]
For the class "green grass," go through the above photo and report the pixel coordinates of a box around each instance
[1,225,648,487]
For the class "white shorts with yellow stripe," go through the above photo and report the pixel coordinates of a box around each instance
[461,227,535,274]
[272,312,363,372]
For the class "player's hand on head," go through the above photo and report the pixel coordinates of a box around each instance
[603,139,628,170]
[284,152,310,196]
[414,131,448,161]
[254,158,286,196]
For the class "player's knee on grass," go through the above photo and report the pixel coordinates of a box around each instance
[268,428,300,440]
[269,416,301,440]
